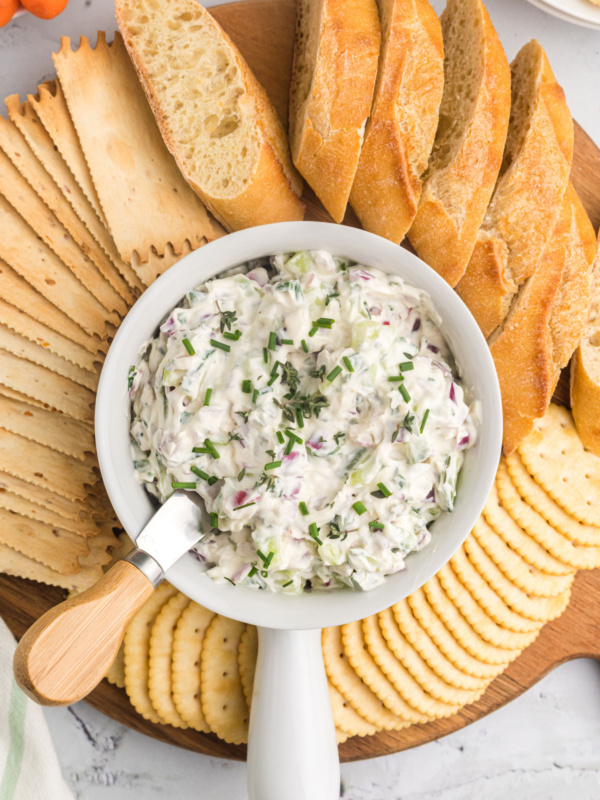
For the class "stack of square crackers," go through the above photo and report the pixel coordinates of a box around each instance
[107,405,600,746]
[0,32,222,593]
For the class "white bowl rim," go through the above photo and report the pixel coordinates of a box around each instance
[96,221,502,630]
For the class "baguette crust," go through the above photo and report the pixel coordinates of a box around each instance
[571,230,600,456]
[289,0,381,223]
[349,0,443,243]
[116,0,304,232]
[407,0,510,287]
[455,41,573,337]
[490,190,594,455]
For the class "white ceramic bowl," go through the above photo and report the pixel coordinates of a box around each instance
[96,222,502,800]
[96,221,501,628]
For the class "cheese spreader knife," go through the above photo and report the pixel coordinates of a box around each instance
[14,492,204,706]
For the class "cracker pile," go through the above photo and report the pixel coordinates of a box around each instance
[0,33,222,592]
[106,405,600,745]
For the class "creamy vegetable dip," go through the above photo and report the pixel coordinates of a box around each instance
[129,251,477,594]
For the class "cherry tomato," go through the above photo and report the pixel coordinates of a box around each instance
[21,0,68,20]
[0,0,18,27]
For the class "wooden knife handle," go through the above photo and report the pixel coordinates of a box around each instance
[13,559,157,706]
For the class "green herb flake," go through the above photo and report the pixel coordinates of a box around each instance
[204,439,219,459]
[241,379,252,394]
[343,356,354,373]
[203,387,212,406]
[420,409,430,433]
[281,338,294,345]
[276,431,285,444]
[326,365,342,382]
[219,309,238,333]
[308,325,319,338]
[171,481,196,489]
[191,466,210,481]
[210,339,231,352]
[369,521,385,531]
[263,347,269,364]
[234,501,256,510]
[248,566,258,578]
[388,376,404,383]
[237,468,246,481]
[299,501,309,516]
[308,523,323,545]
[210,512,219,528]
[182,337,195,356]
[268,331,277,350]
[352,501,367,515]
[301,339,309,352]
[399,361,415,372]
[265,460,282,471]
[377,482,392,497]
[252,388,259,404]
[399,384,411,403]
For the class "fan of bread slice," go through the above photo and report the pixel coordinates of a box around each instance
[456,40,574,337]
[288,0,381,223]
[349,0,444,243]
[571,233,600,456]
[407,0,511,287]
[115,0,305,232]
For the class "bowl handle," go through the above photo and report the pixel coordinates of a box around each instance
[247,627,339,800]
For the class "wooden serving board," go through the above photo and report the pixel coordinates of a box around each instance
[2,0,600,764]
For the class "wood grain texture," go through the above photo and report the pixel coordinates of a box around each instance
[1,0,599,763]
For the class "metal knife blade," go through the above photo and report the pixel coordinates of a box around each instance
[134,491,206,573]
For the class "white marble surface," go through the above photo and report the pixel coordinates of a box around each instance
[1,0,600,797]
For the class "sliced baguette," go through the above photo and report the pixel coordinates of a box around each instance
[571,230,600,456]
[349,0,444,242]
[407,0,510,287]
[115,0,304,232]
[289,0,381,223]
[455,41,573,337]
[489,187,596,455]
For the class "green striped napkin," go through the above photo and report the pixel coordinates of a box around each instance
[0,617,73,800]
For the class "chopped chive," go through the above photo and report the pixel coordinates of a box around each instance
[192,447,211,455]
[299,501,309,516]
[252,388,259,404]
[285,429,303,444]
[267,374,278,386]
[283,580,293,587]
[343,356,354,373]
[352,500,367,515]
[203,388,212,406]
[281,338,294,345]
[388,376,404,382]
[301,339,309,352]
[377,482,392,497]
[257,549,274,567]
[296,408,304,429]
[207,476,218,486]
[308,523,323,545]
[265,460,282,470]
[171,481,196,489]
[326,365,342,382]
[210,512,219,528]
[223,329,242,341]
[234,501,256,510]
[248,566,258,578]
[241,379,252,394]
[308,325,319,337]
[182,337,195,356]
[315,317,334,328]
[268,331,277,350]
[261,570,268,578]
[263,347,269,364]
[204,439,219,458]
[210,339,231,352]
[191,466,210,481]
[238,468,246,481]
[399,361,415,372]
[270,360,281,376]
[369,520,385,531]
[420,409,430,433]
[277,431,285,444]
[284,438,294,456]
[399,384,411,403]
[224,577,236,586]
